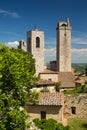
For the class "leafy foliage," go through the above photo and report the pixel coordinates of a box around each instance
[64,81,87,95]
[68,118,87,130]
[0,44,37,129]
[28,91,39,105]
[55,82,61,92]
[72,63,87,74]
[40,87,50,92]
[33,118,72,130]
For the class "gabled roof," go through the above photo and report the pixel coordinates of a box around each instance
[58,72,75,88]
[39,92,64,106]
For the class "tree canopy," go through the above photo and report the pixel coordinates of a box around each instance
[33,118,72,130]
[0,44,37,130]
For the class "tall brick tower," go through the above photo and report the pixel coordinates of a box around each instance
[27,29,45,75]
[56,18,71,72]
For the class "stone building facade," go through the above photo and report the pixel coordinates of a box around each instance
[18,19,75,89]
[18,40,26,51]
[64,95,87,119]
[56,18,71,72]
[39,69,58,82]
[26,92,67,126]
[27,29,46,75]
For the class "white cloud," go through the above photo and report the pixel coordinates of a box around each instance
[45,47,56,57]
[45,47,87,63]
[71,48,87,63]
[6,41,19,48]
[72,37,87,45]
[72,31,87,45]
[0,9,20,18]
[72,48,87,54]
[44,47,56,62]
[45,38,56,46]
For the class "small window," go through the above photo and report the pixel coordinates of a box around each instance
[41,111,46,119]
[64,33,66,36]
[71,107,76,114]
[48,78,52,81]
[61,24,66,27]
[36,37,40,48]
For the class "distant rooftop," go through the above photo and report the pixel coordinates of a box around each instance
[58,72,75,88]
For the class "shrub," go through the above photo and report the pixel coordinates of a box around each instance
[55,82,61,92]
[40,87,50,92]
[33,118,72,130]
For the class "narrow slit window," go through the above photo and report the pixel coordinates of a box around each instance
[36,37,40,48]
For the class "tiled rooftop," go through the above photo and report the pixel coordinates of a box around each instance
[39,92,64,106]
[58,72,75,88]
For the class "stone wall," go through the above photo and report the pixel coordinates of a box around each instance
[26,105,67,125]
[64,95,87,119]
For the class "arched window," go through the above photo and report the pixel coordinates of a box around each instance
[61,23,67,27]
[36,37,40,48]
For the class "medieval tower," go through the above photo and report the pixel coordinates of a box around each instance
[56,18,71,72]
[27,29,45,75]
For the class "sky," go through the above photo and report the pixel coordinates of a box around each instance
[0,0,87,63]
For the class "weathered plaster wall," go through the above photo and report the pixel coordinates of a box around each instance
[40,73,58,82]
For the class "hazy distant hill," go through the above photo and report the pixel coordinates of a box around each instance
[72,63,87,74]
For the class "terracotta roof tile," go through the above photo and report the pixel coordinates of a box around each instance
[58,72,75,88]
[39,92,64,106]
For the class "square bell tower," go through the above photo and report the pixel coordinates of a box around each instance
[56,18,71,72]
[27,29,45,75]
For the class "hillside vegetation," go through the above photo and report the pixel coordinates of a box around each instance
[72,63,87,74]
[68,118,87,130]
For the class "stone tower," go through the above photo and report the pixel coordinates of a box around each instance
[56,18,71,72]
[27,29,45,75]
[18,40,26,51]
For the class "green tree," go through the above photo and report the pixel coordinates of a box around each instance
[28,91,39,105]
[0,44,37,130]
[33,118,72,130]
